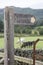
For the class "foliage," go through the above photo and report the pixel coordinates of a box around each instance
[38,28,43,35]
[0,20,4,32]
[0,19,43,35]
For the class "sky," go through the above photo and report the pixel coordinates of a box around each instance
[0,0,43,9]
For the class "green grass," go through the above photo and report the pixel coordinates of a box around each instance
[0,36,43,50]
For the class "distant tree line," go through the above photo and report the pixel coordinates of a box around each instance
[0,19,43,35]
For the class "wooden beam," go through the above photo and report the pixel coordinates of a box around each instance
[8,7,14,65]
[4,7,14,65]
[4,7,9,65]
[0,53,43,65]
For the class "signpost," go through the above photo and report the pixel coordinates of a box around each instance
[4,7,14,65]
[14,13,36,25]
[4,6,36,65]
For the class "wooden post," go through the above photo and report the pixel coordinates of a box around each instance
[33,39,40,65]
[4,7,14,65]
[33,43,36,65]
[4,7,9,65]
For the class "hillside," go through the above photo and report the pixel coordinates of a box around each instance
[0,7,43,21]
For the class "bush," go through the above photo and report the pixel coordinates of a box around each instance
[31,30,40,36]
[39,28,43,35]
[36,27,43,35]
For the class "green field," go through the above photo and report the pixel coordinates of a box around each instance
[0,36,43,50]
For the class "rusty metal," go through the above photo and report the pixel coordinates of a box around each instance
[33,39,40,65]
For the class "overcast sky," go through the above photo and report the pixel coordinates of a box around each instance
[0,0,43,9]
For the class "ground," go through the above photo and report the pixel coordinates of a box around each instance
[0,36,43,50]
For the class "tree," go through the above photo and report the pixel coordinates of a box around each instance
[0,20,4,32]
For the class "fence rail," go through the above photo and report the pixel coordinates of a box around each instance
[0,52,43,65]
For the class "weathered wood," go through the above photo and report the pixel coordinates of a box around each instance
[0,53,43,65]
[8,7,14,65]
[4,7,9,65]
[14,13,36,25]
[4,7,14,65]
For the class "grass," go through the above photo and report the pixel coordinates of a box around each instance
[0,36,43,50]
